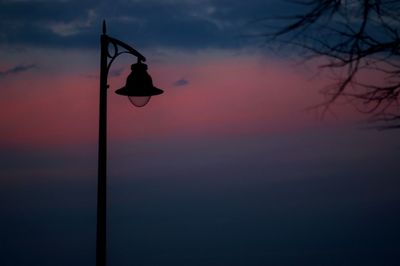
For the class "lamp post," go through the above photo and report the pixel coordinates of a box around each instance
[97,20,163,266]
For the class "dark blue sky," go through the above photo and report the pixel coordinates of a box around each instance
[0,0,293,49]
[2,126,400,266]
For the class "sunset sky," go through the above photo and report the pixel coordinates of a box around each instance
[1,1,399,266]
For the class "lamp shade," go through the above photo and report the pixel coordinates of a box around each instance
[115,62,163,97]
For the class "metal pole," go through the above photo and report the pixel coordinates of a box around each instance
[96,21,108,266]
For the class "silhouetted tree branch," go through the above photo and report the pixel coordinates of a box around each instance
[267,0,400,128]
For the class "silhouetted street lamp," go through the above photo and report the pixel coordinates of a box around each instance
[97,20,163,266]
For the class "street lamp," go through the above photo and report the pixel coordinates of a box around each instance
[97,20,163,266]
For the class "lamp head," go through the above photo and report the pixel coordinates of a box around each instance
[115,61,163,107]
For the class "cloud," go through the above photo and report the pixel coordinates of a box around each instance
[0,64,37,78]
[46,9,96,37]
[0,0,283,50]
[110,67,124,77]
[173,78,189,87]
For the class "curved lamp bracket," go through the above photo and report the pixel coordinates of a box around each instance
[103,34,146,79]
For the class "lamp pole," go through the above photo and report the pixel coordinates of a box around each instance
[96,20,108,266]
[96,20,163,266]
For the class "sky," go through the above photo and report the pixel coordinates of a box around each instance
[1,1,400,266]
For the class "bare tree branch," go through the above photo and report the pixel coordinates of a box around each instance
[266,0,400,128]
